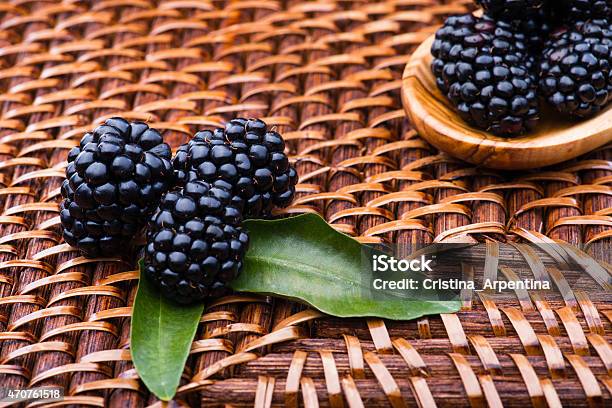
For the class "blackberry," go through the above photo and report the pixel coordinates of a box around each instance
[539,19,612,118]
[143,181,249,304]
[60,118,173,257]
[431,14,540,136]
[512,8,554,52]
[557,0,611,22]
[173,118,297,218]
[475,0,545,21]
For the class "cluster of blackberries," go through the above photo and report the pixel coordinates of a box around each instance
[540,19,612,118]
[432,0,612,136]
[431,14,540,136]
[173,119,297,218]
[61,118,297,304]
[144,182,249,302]
[61,118,174,257]
[145,119,297,303]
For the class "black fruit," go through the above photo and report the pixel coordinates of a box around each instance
[144,181,249,304]
[475,0,545,21]
[539,19,612,118]
[173,119,297,218]
[61,118,173,257]
[512,8,554,52]
[431,14,540,136]
[557,0,611,22]
[476,2,554,51]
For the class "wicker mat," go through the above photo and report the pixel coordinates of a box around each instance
[0,0,610,406]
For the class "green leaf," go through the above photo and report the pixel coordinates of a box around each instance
[131,261,204,401]
[232,213,461,320]
[131,214,460,400]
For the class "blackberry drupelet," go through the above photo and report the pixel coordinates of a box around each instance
[173,118,297,218]
[475,0,545,21]
[431,14,540,136]
[144,181,249,303]
[61,118,174,257]
[557,0,611,22]
[539,19,612,118]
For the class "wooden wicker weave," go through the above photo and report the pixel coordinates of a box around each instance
[0,0,610,406]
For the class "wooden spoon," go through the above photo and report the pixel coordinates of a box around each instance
[402,35,612,170]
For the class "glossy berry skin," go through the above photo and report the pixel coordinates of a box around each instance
[173,118,297,218]
[144,182,249,304]
[60,118,174,257]
[431,14,540,136]
[475,0,545,21]
[539,20,612,118]
[513,8,554,52]
[476,2,554,52]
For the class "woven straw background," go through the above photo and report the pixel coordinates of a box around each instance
[0,0,610,406]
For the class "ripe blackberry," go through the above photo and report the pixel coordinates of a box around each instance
[173,119,297,218]
[539,19,612,118]
[512,8,554,52]
[475,0,545,21]
[558,0,611,22]
[143,181,249,303]
[60,118,173,257]
[431,14,540,136]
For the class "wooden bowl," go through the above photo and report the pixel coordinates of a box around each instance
[402,35,612,170]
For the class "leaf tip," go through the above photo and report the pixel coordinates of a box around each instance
[158,393,174,402]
